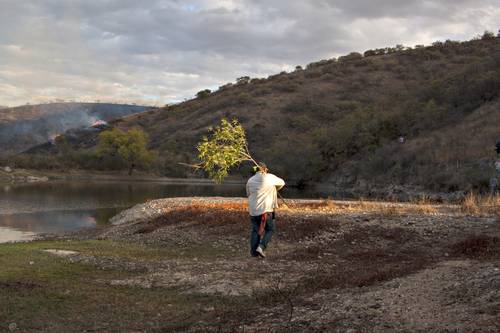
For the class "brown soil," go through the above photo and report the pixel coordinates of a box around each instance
[71,197,500,332]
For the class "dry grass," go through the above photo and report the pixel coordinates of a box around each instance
[288,198,438,216]
[460,193,499,216]
[135,202,248,234]
[136,196,494,238]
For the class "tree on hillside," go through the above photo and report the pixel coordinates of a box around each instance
[97,128,156,175]
[236,76,250,85]
[481,30,495,40]
[196,89,211,99]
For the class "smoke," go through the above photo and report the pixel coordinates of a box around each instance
[0,102,148,153]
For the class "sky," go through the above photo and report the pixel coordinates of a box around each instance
[0,0,499,107]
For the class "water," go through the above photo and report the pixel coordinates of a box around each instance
[0,180,329,243]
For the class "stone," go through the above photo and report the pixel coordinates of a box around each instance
[8,323,17,331]
[43,249,79,256]
[26,176,49,183]
[3,166,12,173]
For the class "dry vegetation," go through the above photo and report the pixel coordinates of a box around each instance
[460,193,500,216]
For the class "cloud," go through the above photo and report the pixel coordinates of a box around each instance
[0,0,499,106]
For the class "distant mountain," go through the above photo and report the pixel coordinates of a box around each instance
[14,36,500,193]
[0,103,151,153]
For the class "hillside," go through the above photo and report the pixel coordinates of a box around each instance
[14,36,500,194]
[0,103,151,153]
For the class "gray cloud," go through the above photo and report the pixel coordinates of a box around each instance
[0,0,499,106]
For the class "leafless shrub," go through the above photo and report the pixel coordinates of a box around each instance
[450,235,499,259]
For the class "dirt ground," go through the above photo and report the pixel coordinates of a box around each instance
[89,198,500,331]
[1,197,498,332]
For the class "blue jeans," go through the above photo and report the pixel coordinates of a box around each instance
[250,213,275,256]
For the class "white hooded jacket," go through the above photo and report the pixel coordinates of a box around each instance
[246,172,285,216]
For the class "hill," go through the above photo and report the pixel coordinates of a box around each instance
[0,103,151,154]
[12,36,500,195]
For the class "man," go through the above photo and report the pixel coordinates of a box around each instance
[246,162,285,258]
[490,177,498,196]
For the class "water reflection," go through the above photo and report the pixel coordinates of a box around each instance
[0,208,123,243]
[0,181,247,215]
[0,180,334,243]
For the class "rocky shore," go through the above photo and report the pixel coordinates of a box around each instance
[0,166,49,183]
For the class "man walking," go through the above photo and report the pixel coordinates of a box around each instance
[246,162,285,258]
[490,177,498,196]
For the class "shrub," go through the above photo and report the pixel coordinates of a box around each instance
[481,30,495,40]
[196,89,211,99]
[306,59,331,69]
[288,115,314,130]
[275,81,299,93]
[236,76,250,85]
[97,128,156,175]
[364,49,377,57]
[338,52,363,62]
[237,92,251,104]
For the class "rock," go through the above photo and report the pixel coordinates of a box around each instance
[43,249,79,256]
[26,176,49,183]
[3,166,12,173]
[8,323,17,331]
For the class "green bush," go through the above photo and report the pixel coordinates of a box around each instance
[196,89,212,99]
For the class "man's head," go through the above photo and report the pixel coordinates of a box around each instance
[257,162,268,173]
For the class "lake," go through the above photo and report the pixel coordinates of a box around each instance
[0,180,330,243]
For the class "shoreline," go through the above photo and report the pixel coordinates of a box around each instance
[0,168,246,185]
[1,168,470,203]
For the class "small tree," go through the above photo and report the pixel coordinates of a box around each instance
[191,118,289,206]
[97,127,156,175]
[193,118,259,183]
[481,30,495,40]
[236,76,250,85]
[196,89,211,99]
[363,49,376,57]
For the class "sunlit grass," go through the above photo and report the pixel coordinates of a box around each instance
[461,193,499,217]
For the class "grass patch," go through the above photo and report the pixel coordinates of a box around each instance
[460,193,499,217]
[0,240,253,332]
[17,239,224,261]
